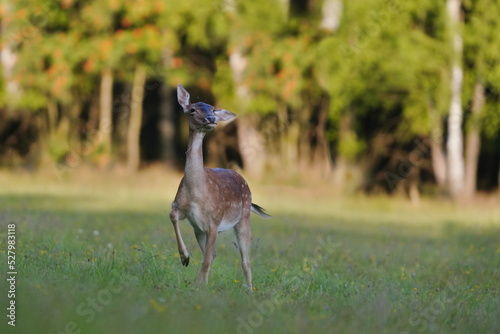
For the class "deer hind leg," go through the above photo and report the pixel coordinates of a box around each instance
[195,230,217,261]
[234,215,253,291]
[169,208,190,266]
[196,228,217,286]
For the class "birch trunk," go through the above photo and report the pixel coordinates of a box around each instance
[446,0,465,199]
[127,65,147,171]
[1,2,19,97]
[229,46,265,175]
[463,81,485,198]
[320,0,343,32]
[229,47,249,100]
[321,0,342,180]
[238,116,265,178]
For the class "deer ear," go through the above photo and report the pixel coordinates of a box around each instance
[214,109,237,122]
[177,84,191,112]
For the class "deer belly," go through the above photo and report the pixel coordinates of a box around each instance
[186,203,239,233]
[217,218,239,232]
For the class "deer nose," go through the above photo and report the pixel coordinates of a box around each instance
[206,116,217,124]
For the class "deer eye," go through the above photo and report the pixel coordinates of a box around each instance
[189,108,196,114]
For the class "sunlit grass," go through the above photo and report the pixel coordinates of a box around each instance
[0,170,499,334]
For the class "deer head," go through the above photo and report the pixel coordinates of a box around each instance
[177,84,236,133]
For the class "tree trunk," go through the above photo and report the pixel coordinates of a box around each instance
[47,98,58,133]
[284,122,300,172]
[238,115,265,178]
[67,93,82,151]
[229,46,249,100]
[40,98,58,165]
[463,81,485,199]
[446,0,465,199]
[277,104,299,171]
[430,131,447,188]
[312,96,332,178]
[408,177,421,206]
[157,46,175,167]
[99,68,113,157]
[127,64,147,171]
[1,2,19,98]
[318,1,341,177]
[158,84,176,166]
[429,103,447,188]
[333,109,353,190]
[320,0,343,32]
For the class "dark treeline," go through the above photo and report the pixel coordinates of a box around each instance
[0,0,499,200]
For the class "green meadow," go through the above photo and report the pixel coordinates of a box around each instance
[0,171,499,334]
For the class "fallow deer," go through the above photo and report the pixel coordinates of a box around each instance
[169,84,270,290]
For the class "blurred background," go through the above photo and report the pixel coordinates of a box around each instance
[1,0,499,201]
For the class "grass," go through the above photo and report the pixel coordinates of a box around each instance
[0,169,499,334]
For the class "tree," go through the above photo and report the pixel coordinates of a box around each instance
[462,0,500,198]
[446,0,465,199]
[214,0,289,175]
[0,1,19,105]
[6,1,94,165]
[127,64,146,171]
[78,1,125,163]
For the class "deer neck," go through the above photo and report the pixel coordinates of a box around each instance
[184,131,208,191]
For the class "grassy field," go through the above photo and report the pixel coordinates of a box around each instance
[0,170,499,334]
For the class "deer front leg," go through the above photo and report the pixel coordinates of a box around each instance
[169,208,190,266]
[196,228,217,286]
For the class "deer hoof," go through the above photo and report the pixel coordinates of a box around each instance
[181,256,190,267]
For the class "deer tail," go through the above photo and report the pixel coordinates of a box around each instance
[251,203,272,219]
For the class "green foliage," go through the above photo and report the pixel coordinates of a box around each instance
[317,0,450,144]
[338,130,366,159]
[232,0,287,38]
[1,0,499,182]
[244,34,315,114]
[212,57,237,110]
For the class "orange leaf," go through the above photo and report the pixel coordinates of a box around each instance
[133,28,143,39]
[83,59,95,73]
[53,48,63,59]
[197,77,211,90]
[100,39,113,58]
[170,57,183,69]
[281,80,297,100]
[121,17,132,28]
[52,75,67,95]
[46,66,56,76]
[154,1,165,13]
[61,0,73,9]
[15,9,28,19]
[126,43,138,54]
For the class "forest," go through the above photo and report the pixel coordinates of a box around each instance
[1,0,499,200]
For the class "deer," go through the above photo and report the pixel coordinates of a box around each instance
[169,84,270,290]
